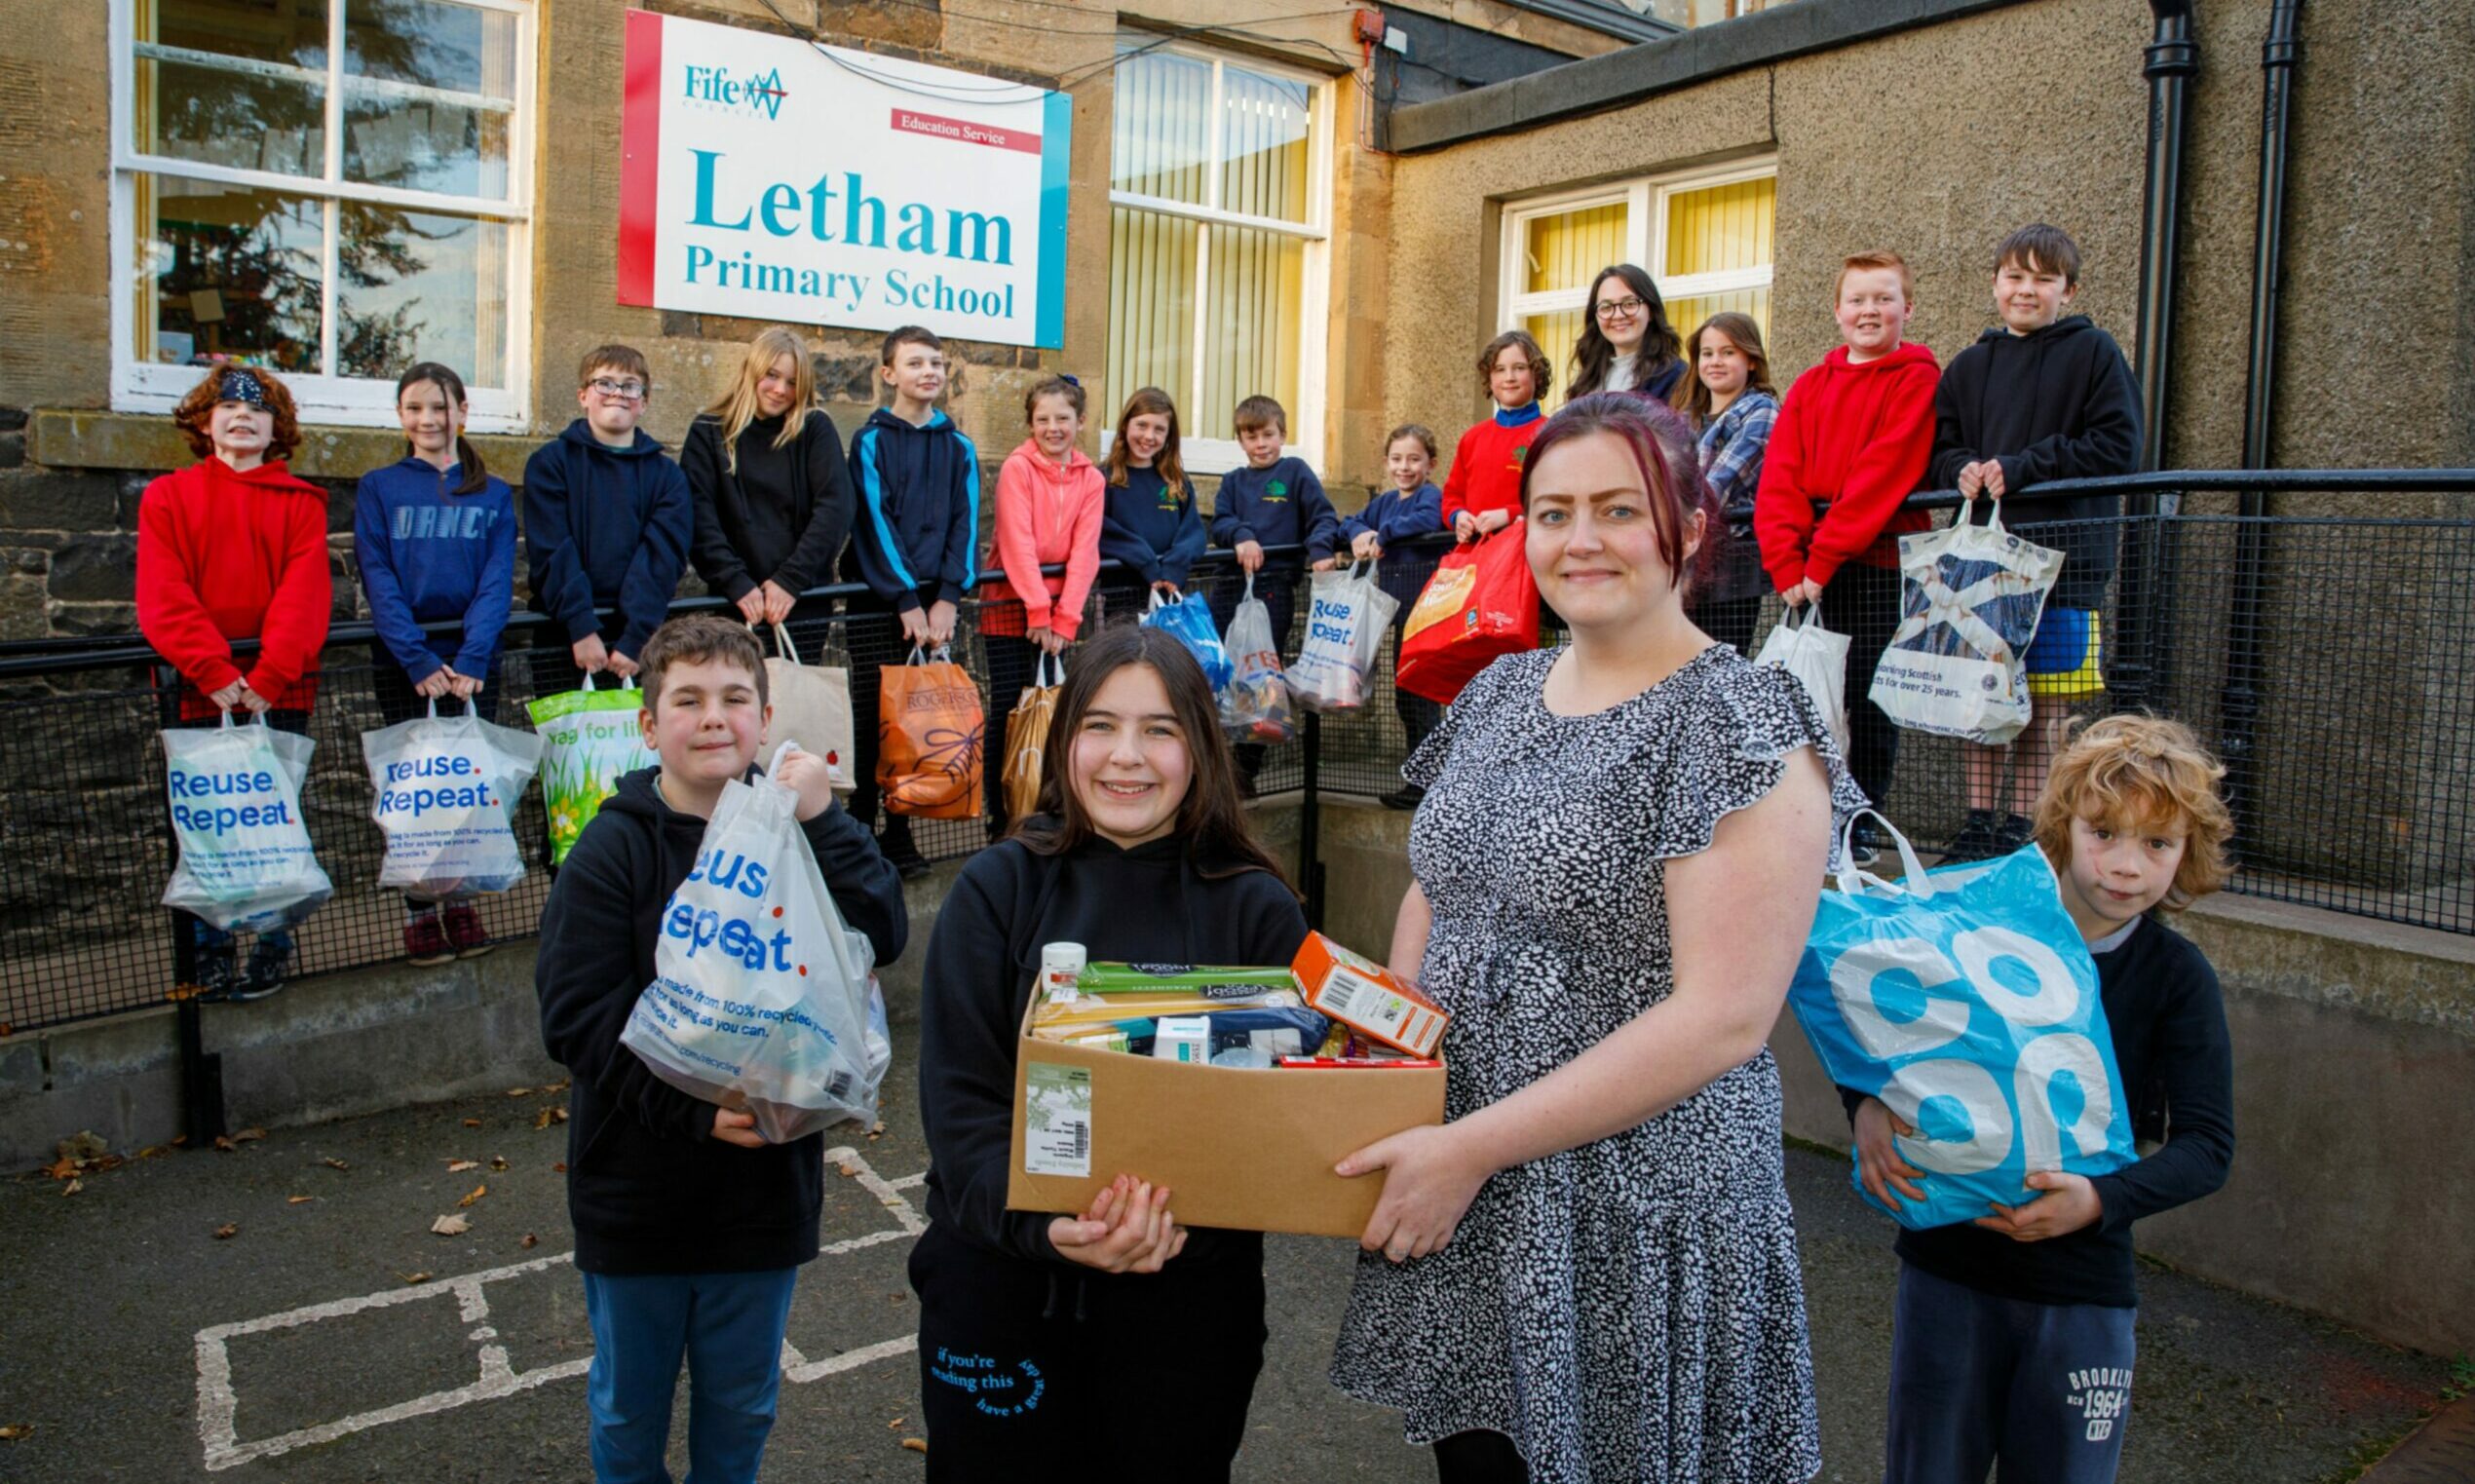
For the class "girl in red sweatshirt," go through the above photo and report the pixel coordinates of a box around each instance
[982,375,1104,831]
[136,365,335,998]
[1442,330,1552,542]
[1753,252,1939,846]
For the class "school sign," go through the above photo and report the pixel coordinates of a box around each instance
[618,12,1071,348]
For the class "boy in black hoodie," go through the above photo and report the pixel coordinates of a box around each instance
[1928,224,2143,860]
[1208,395,1341,790]
[522,344,696,694]
[845,325,981,878]
[536,615,906,1483]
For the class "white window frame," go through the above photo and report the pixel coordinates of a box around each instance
[1105,38,1334,477]
[107,0,537,433]
[1499,158,1776,335]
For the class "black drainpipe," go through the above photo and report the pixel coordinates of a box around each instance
[2222,0,2305,857]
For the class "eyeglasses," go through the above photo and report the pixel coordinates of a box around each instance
[589,378,647,400]
[1594,296,1648,321]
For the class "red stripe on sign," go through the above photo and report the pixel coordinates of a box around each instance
[890,108,1043,156]
[616,10,665,307]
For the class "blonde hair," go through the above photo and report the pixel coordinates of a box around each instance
[2034,714,2233,911]
[703,327,816,474]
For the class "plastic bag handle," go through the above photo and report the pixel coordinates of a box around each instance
[1834,808,1933,896]
[1038,651,1066,689]
[1242,570,1255,603]
[579,669,634,693]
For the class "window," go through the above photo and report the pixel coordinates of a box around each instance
[1106,36,1332,475]
[110,0,535,431]
[1501,163,1774,408]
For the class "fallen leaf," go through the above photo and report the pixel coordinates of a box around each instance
[463,1118,483,1128]
[41,1157,78,1181]
[445,1160,480,1173]
[57,1131,108,1163]
[835,1161,859,1178]
[542,1079,571,1093]
[0,1022,13,1038]
[61,1179,82,1197]
[400,1271,432,1285]
[552,1161,567,1173]
[506,1086,534,1098]
[887,1417,903,1428]
[93,1154,125,1173]
[519,1233,539,1249]
[900,1437,927,1454]
[488,1156,509,1171]
[457,1183,487,1208]
[431,1214,471,1237]
[212,1136,235,1152]
[0,1424,30,1441]
[137,1145,168,1160]
[867,1121,887,1140]
[323,1158,350,1170]
[232,1127,266,1144]
[171,1134,189,1147]
[212,1223,238,1239]
[535,1106,568,1129]
[287,1195,315,1205]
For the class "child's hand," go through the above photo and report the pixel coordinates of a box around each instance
[605,650,641,680]
[1352,532,1383,562]
[772,746,836,821]
[760,580,797,626]
[1312,556,1336,572]
[1453,512,1478,542]
[208,680,250,712]
[1979,461,2007,499]
[898,606,933,648]
[1974,1171,2104,1242]
[735,588,770,625]
[571,633,610,674]
[1476,510,1512,536]
[1237,540,1264,574]
[1151,580,1181,599]
[1957,461,1985,499]
[1048,1175,1187,1274]
[414,668,455,700]
[237,683,273,714]
[709,1108,766,1148]
[927,599,959,648]
[448,670,483,701]
[1853,1096,1926,1209]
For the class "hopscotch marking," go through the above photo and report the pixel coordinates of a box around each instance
[194,1147,927,1471]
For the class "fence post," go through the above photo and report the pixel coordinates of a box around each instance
[2217,499,2273,857]
[156,663,229,1148]
[1299,710,1325,932]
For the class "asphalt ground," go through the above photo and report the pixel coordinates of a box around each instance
[0,1021,2455,1484]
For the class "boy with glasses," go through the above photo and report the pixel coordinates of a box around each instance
[523,345,696,695]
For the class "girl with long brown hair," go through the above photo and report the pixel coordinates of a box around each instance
[1095,386,1205,615]
[1672,311,1781,656]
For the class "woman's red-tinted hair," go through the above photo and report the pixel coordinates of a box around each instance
[1518,391,1718,598]
[172,365,303,462]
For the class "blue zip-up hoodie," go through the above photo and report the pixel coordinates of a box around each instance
[1099,466,1206,590]
[1209,455,1341,562]
[353,455,518,681]
[521,420,694,660]
[845,407,980,614]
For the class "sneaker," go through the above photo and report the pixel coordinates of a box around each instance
[194,943,242,1003]
[1993,813,2036,856]
[404,910,454,968]
[1939,809,2000,863]
[1847,819,1893,871]
[1379,784,1426,812]
[442,903,493,960]
[230,937,292,1002]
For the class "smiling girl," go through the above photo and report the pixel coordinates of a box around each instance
[982,375,1104,830]
[1096,387,1205,615]
[910,624,1306,1480]
[1671,313,1780,657]
[683,326,856,630]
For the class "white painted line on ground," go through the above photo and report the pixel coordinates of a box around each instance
[195,1152,928,1471]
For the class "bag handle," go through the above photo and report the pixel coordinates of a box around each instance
[1834,808,1932,896]
[746,619,803,666]
[578,669,636,693]
[1242,570,1255,603]
[1038,651,1066,689]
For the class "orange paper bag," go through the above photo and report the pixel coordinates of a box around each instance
[1395,522,1540,704]
[878,646,984,819]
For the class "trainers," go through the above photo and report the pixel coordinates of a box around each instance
[1993,813,2037,856]
[1380,784,1426,812]
[404,910,454,967]
[443,903,493,960]
[1848,819,1893,871]
[1940,809,2001,863]
[194,943,242,1003]
[230,937,292,1002]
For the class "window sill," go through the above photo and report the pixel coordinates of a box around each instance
[27,409,545,482]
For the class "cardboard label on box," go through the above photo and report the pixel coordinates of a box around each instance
[1022,1064,1092,1176]
[1291,932,1449,1057]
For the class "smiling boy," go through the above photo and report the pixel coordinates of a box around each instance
[1209,395,1340,788]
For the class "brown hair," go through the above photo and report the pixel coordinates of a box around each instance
[1669,313,1778,429]
[1476,329,1552,402]
[879,323,967,401]
[1101,387,1189,491]
[1386,423,1438,461]
[578,343,652,392]
[1836,250,1914,303]
[638,615,770,716]
[1233,395,1286,436]
[396,361,488,494]
[1023,375,1087,424]
[1569,263,1682,398]
[172,365,303,462]
[2034,713,2233,911]
[1519,392,1716,600]
[1995,222,2083,286]
[1012,625,1296,892]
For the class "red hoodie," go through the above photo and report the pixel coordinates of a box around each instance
[136,457,334,719]
[1753,341,1940,590]
[981,438,1103,639]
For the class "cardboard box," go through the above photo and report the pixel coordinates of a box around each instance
[1290,932,1450,1057]
[1006,996,1446,1238]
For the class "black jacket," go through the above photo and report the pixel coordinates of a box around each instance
[918,829,1310,1271]
[1929,317,2143,608]
[682,410,856,603]
[536,766,908,1275]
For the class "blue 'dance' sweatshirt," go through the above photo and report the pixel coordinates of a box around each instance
[845,406,981,614]
[353,454,518,682]
[521,420,695,661]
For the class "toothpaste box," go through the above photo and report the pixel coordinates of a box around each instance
[1289,932,1449,1058]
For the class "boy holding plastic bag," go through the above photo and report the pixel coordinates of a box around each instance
[535,616,906,1483]
[1826,716,2234,1484]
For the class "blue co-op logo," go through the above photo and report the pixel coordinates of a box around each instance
[683,63,787,120]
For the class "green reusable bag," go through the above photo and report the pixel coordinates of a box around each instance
[525,674,647,863]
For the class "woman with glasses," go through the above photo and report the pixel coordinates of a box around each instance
[1567,264,1687,402]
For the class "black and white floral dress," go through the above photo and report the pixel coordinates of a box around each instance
[1330,644,1863,1484]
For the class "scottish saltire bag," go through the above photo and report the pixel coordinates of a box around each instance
[163,711,333,932]
[1868,500,2064,744]
[1752,603,1851,762]
[1141,590,1235,692]
[1218,574,1297,742]
[526,673,645,863]
[1786,811,2137,1231]
[1395,521,1539,705]
[1288,561,1399,713]
[361,699,544,898]
[621,743,892,1142]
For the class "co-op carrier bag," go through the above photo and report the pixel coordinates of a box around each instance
[162,711,333,932]
[621,743,892,1143]
[361,698,545,898]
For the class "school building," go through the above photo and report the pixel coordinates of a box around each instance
[2,0,2469,644]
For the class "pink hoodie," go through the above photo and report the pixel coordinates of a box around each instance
[985,438,1104,638]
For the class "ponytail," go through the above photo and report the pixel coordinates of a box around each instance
[451,435,488,495]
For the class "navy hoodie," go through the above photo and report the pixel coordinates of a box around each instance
[1209,455,1341,562]
[536,766,908,1275]
[521,421,694,660]
[1099,466,1206,589]
[353,455,517,681]
[845,407,980,614]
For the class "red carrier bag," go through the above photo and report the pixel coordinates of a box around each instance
[1395,522,1540,704]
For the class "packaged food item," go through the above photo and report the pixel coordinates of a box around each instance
[1071,962,1298,1000]
[1290,932,1450,1057]
[1277,1056,1446,1070]
[1041,942,1087,1005]
[1153,1016,1212,1063]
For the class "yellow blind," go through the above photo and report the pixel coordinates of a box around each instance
[1111,48,1212,204]
[1107,204,1198,406]
[1219,66,1312,224]
[1523,310,1584,412]
[1195,225,1305,440]
[1663,176,1774,277]
[1524,202,1625,295]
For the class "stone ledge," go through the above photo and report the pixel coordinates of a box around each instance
[26,409,542,481]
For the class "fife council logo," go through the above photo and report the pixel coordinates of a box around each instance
[682,62,788,120]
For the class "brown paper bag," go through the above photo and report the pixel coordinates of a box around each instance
[878,646,984,819]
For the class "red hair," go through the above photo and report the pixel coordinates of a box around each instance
[171,366,303,461]
[1519,392,1717,598]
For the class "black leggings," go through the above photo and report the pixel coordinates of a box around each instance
[1434,1427,1530,1483]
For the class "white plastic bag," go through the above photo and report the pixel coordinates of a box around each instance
[1870,500,2064,744]
[1288,561,1399,713]
[1218,573,1296,742]
[1753,602,1852,762]
[162,712,333,932]
[361,699,545,898]
[621,742,891,1142]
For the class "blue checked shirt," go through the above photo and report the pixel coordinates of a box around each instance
[1698,390,1779,533]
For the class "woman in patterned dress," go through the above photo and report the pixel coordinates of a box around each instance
[1330,393,1862,1484]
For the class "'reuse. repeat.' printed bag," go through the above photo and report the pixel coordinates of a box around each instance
[1287,560,1399,712]
[1869,500,2064,744]
[361,698,545,898]
[163,711,333,932]
[1786,811,2136,1230]
[526,673,646,863]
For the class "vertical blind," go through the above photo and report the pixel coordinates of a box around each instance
[1664,175,1775,344]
